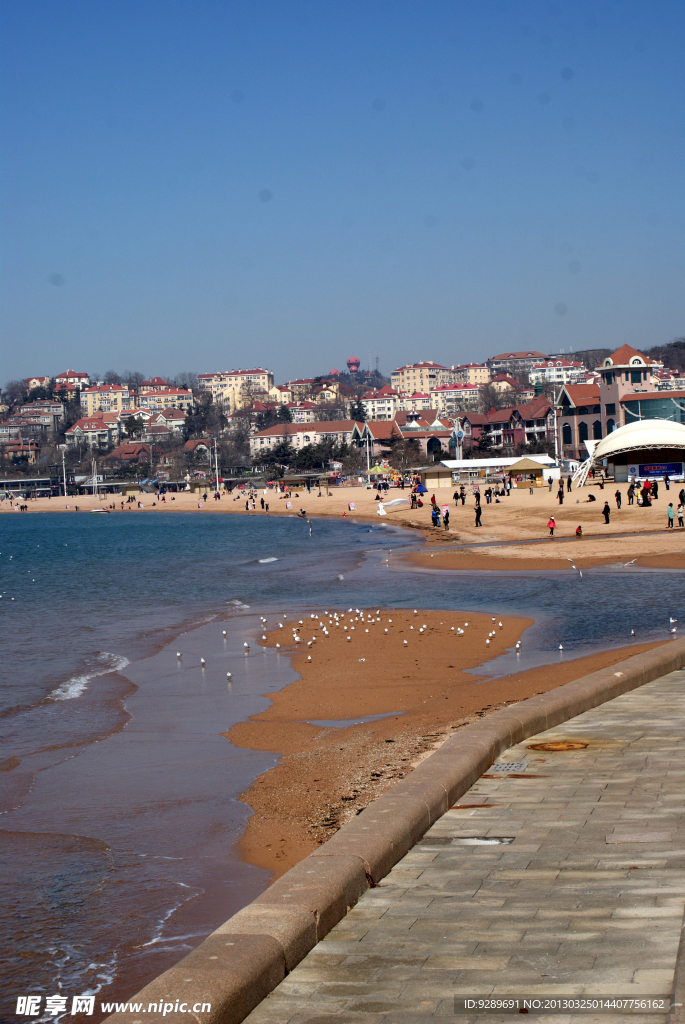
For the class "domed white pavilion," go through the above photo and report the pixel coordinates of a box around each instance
[593,419,685,482]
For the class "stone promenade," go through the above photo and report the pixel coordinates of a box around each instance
[242,671,685,1023]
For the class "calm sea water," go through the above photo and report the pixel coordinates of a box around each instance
[2,510,684,1020]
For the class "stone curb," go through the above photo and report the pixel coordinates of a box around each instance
[106,638,685,1024]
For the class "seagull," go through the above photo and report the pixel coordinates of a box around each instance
[485,639,490,645]
[226,672,232,679]
[176,652,182,658]
[414,609,418,615]
[403,640,408,645]
[278,623,283,628]
[276,643,280,648]
[307,655,312,661]
[200,658,206,666]
[222,630,227,636]
[623,559,637,567]
[670,617,678,624]
[307,519,312,537]
[498,621,503,628]
[559,644,563,650]
[347,636,351,641]
[337,574,344,580]
[631,630,635,636]
[243,641,249,649]
[262,635,267,640]
[670,628,678,634]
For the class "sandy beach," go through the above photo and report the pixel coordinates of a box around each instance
[9,482,685,569]
[228,606,665,878]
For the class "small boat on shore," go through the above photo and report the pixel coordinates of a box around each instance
[89,508,111,514]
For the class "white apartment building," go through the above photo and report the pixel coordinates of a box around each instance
[197,368,274,412]
[391,362,453,393]
[250,420,359,457]
[397,392,433,411]
[80,385,133,415]
[485,351,547,376]
[430,382,482,415]
[529,359,587,386]
[360,385,400,420]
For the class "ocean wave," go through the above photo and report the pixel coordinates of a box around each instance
[49,653,131,702]
[258,557,278,563]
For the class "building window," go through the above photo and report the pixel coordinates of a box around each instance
[562,423,572,445]
[607,418,615,432]
[605,403,616,415]
[579,421,589,443]
[593,420,602,439]
[631,371,642,384]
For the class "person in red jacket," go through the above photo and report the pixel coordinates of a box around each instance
[548,516,556,536]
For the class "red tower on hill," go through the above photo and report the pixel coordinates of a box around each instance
[346,356,361,374]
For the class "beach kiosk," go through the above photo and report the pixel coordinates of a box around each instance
[507,457,547,487]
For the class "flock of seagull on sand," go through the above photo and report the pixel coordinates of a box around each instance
[173,610,527,674]
[173,596,680,673]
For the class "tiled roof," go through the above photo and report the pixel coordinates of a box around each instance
[604,344,656,367]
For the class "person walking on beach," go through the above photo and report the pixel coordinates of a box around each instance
[548,516,556,536]
[557,485,564,505]
[667,503,675,528]
[567,475,572,492]
[680,487,685,507]
[460,486,466,505]
[664,472,671,491]
[453,490,460,508]
[443,508,450,530]
[548,475,553,492]
[652,480,659,500]
[431,505,440,528]
[475,504,482,527]
[627,483,635,505]
[615,489,622,510]
[678,504,684,528]
[602,501,611,524]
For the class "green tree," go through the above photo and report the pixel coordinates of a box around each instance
[276,403,293,423]
[478,424,495,453]
[183,396,227,439]
[125,415,145,438]
[350,400,366,421]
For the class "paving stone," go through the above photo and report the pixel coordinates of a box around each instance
[242,671,685,1024]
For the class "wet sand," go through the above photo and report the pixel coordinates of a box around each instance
[407,546,685,572]
[228,607,665,878]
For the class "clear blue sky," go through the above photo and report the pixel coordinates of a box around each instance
[2,0,684,383]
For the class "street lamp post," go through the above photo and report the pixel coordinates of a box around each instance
[213,438,220,493]
[59,445,67,496]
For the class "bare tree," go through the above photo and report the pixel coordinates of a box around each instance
[173,372,199,392]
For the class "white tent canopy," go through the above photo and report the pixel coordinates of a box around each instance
[593,419,685,461]
[441,455,555,471]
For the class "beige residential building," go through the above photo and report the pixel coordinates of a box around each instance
[391,362,453,393]
[197,368,274,412]
[80,385,133,415]
[138,388,194,411]
[453,363,490,385]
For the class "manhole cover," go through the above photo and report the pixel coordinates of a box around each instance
[527,740,588,751]
[491,761,528,772]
